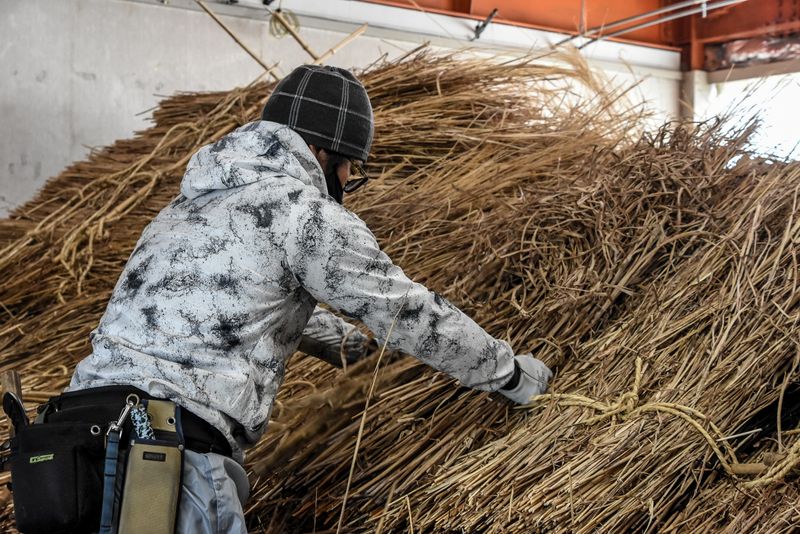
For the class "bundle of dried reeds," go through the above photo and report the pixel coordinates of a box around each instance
[1,50,798,533]
[250,120,800,532]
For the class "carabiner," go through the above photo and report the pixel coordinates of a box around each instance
[107,398,135,436]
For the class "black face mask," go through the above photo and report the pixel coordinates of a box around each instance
[324,165,344,204]
[323,158,344,205]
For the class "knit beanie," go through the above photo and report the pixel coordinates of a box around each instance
[261,65,374,162]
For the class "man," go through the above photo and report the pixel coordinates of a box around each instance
[61,65,551,532]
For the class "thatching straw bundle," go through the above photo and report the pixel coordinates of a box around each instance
[1,50,799,533]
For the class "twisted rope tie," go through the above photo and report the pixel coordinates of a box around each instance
[130,404,155,440]
[526,357,800,487]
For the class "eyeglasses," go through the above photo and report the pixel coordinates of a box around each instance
[326,150,370,194]
[345,161,369,193]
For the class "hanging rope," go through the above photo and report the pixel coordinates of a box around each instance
[269,8,300,39]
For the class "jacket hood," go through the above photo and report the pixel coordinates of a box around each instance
[180,121,328,200]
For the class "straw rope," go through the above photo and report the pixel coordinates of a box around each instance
[742,439,800,488]
[527,356,800,485]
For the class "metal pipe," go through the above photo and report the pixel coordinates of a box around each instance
[579,0,750,49]
[556,0,748,47]
[586,0,708,35]
[556,0,711,46]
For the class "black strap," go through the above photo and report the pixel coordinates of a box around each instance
[99,427,121,534]
[2,392,28,433]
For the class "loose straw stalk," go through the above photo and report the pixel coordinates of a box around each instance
[2,49,800,533]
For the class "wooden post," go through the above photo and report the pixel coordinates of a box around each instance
[271,10,320,61]
[314,24,368,65]
[195,0,281,81]
[269,8,366,66]
[1,371,22,437]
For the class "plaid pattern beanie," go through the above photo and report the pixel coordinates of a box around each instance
[261,65,374,162]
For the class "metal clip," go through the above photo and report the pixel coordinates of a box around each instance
[107,399,135,437]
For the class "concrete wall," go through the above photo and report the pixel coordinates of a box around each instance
[0,0,409,215]
[0,0,682,216]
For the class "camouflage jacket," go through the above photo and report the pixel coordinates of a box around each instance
[69,121,515,461]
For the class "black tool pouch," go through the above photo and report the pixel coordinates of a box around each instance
[9,421,105,534]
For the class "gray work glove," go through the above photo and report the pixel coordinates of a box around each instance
[300,306,374,367]
[341,329,373,360]
[498,354,553,404]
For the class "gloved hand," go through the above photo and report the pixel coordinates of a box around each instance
[498,354,553,404]
[341,329,372,361]
[301,306,375,366]
[298,329,373,368]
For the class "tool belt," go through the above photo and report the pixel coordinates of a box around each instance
[38,386,232,457]
[3,385,232,534]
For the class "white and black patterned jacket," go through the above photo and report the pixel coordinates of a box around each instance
[69,121,515,461]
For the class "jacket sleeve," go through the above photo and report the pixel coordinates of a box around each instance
[285,198,515,391]
[302,306,369,357]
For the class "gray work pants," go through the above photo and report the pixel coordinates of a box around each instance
[177,450,250,533]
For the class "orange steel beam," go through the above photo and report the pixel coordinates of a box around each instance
[361,0,680,49]
[693,0,800,43]
[671,1,800,70]
[361,0,800,70]
[470,0,667,44]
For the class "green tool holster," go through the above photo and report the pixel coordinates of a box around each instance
[118,399,184,534]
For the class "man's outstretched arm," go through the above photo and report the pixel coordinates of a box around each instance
[286,197,551,399]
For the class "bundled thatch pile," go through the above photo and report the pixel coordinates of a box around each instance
[1,49,799,533]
